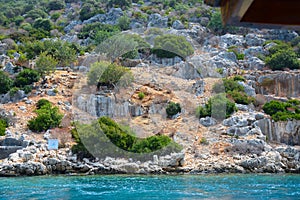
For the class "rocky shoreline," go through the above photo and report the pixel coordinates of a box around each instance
[1,135,299,177]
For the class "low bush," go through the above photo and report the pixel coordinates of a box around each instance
[28,101,63,132]
[71,117,181,159]
[263,100,300,121]
[152,34,194,59]
[0,71,13,94]
[166,102,181,118]
[196,94,237,119]
[138,92,145,100]
[14,69,40,88]
[227,90,254,105]
[36,99,52,109]
[0,118,8,136]
[87,61,133,89]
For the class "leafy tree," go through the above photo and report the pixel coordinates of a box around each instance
[28,103,63,132]
[166,102,181,118]
[0,71,13,94]
[152,34,194,59]
[35,52,58,78]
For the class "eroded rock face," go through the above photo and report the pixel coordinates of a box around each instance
[83,8,123,25]
[257,71,300,98]
[148,13,168,28]
[255,119,300,145]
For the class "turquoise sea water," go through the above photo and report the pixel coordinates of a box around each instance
[1,174,300,200]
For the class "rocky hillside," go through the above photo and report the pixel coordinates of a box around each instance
[0,0,300,176]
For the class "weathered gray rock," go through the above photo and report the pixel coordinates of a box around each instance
[148,13,168,28]
[223,116,249,127]
[173,62,202,79]
[64,20,81,33]
[237,81,256,97]
[47,89,57,96]
[192,79,205,96]
[219,34,244,49]
[172,20,185,30]
[240,157,267,169]
[3,62,15,74]
[200,117,217,127]
[245,57,265,70]
[83,8,123,25]
[245,33,265,46]
[257,72,300,98]
[244,46,266,58]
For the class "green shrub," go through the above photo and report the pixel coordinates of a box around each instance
[199,137,209,145]
[196,94,237,119]
[263,100,289,116]
[108,0,132,9]
[22,85,33,94]
[265,49,300,70]
[213,78,244,93]
[15,69,40,88]
[48,0,65,11]
[118,16,131,31]
[233,75,246,82]
[79,3,105,21]
[0,119,8,136]
[51,12,61,21]
[33,18,52,32]
[9,87,19,96]
[72,117,181,158]
[28,103,63,132]
[166,102,181,118]
[0,71,13,94]
[138,92,145,100]
[152,34,194,59]
[36,99,51,109]
[227,90,254,105]
[263,100,300,121]
[87,61,133,88]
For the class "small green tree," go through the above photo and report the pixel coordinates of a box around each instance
[0,71,13,94]
[35,52,58,78]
